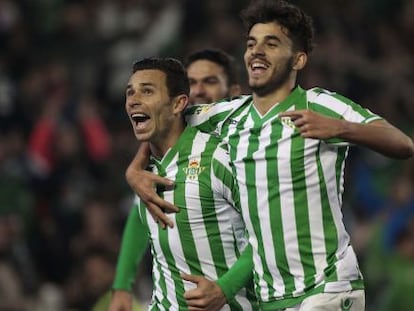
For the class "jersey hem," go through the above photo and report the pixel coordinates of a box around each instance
[259,280,365,310]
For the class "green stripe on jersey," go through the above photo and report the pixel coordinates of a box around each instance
[186,86,369,308]
[290,131,317,289]
[265,118,292,296]
[198,137,227,277]
[138,126,255,310]
[314,144,339,283]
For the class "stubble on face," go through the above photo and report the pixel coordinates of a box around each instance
[249,56,294,97]
[244,22,296,97]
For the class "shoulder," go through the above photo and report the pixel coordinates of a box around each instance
[191,128,225,152]
[306,87,360,114]
[190,129,230,162]
[306,87,354,106]
[306,87,381,121]
[187,95,251,116]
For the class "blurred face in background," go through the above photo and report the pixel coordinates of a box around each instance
[187,59,230,105]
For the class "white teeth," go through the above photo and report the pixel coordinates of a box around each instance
[131,113,150,124]
[132,113,147,118]
[252,62,267,69]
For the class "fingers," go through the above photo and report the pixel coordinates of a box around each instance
[279,110,310,130]
[136,142,151,167]
[184,288,202,300]
[150,194,179,213]
[148,202,174,228]
[182,273,204,300]
[152,174,175,187]
[181,273,203,284]
[292,118,306,128]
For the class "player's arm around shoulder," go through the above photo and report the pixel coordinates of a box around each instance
[185,96,250,130]
[125,142,178,229]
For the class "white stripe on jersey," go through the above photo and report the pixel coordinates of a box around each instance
[310,90,375,124]
[303,139,328,283]
[186,132,216,280]
[319,143,349,253]
[140,127,254,310]
[277,124,305,296]
[256,120,286,296]
[145,205,180,309]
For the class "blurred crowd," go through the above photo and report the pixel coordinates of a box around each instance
[0,0,413,310]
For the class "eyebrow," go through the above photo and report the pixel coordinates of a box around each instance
[189,75,220,81]
[246,34,282,43]
[126,82,155,91]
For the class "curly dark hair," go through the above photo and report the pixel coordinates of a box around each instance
[240,0,315,54]
[132,57,190,98]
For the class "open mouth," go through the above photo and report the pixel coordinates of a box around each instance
[131,113,150,125]
[131,113,151,130]
[251,61,268,73]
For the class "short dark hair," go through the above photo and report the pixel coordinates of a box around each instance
[132,57,190,97]
[240,0,315,54]
[185,49,239,86]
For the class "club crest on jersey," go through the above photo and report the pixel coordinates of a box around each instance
[195,104,214,115]
[280,116,296,129]
[183,160,205,180]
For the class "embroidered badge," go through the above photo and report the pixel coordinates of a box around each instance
[183,160,205,180]
[195,104,214,115]
[280,116,296,129]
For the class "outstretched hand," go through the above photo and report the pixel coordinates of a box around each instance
[279,109,344,140]
[182,273,226,311]
[126,142,179,229]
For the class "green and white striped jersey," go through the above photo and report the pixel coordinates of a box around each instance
[135,126,256,311]
[186,86,381,310]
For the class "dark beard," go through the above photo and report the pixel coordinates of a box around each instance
[250,56,294,97]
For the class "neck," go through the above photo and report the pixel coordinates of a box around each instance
[252,77,296,115]
[150,121,186,159]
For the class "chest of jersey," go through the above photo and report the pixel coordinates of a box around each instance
[223,114,324,191]
[144,157,245,273]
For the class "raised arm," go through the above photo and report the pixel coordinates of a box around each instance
[279,110,414,159]
[126,142,179,228]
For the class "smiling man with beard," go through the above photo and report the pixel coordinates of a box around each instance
[125,1,414,311]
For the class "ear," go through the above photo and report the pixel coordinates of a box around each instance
[172,94,189,114]
[229,84,242,97]
[292,52,307,71]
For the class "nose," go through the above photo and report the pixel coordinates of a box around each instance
[126,100,139,108]
[251,42,265,56]
[191,82,206,96]
[126,97,139,108]
[126,90,140,107]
